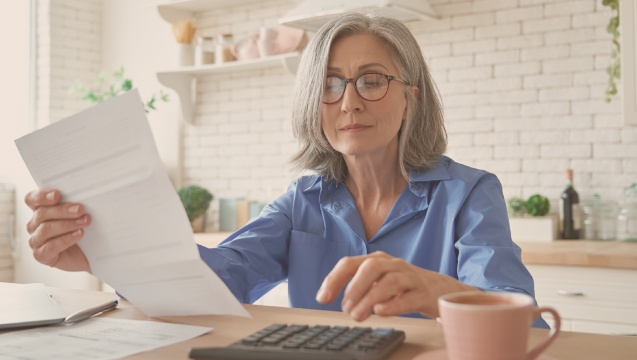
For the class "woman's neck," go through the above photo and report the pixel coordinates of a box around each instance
[343,137,407,206]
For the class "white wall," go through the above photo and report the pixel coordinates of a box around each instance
[11,0,103,289]
[178,0,636,231]
[101,0,183,186]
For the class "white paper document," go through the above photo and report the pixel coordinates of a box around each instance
[15,90,249,317]
[0,317,211,360]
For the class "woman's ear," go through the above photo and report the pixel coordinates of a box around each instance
[403,86,419,119]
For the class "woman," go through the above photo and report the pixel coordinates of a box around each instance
[24,13,548,328]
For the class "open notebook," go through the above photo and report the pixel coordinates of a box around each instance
[0,283,66,330]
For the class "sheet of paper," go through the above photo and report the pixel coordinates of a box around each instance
[0,317,211,360]
[15,90,249,317]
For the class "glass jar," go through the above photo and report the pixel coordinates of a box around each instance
[581,194,616,241]
[617,183,637,242]
[216,33,236,64]
[195,36,215,66]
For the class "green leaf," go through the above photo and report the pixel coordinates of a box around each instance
[122,79,132,91]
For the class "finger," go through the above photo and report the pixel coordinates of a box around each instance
[317,251,394,304]
[24,189,59,210]
[26,203,85,234]
[373,291,426,317]
[348,271,416,321]
[316,255,370,304]
[342,257,406,313]
[32,228,84,267]
[29,215,91,249]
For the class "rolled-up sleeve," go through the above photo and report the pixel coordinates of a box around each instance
[197,181,297,304]
[454,174,549,329]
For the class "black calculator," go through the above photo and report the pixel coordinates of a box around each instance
[188,323,406,360]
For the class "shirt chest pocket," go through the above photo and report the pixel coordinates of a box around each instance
[288,230,350,288]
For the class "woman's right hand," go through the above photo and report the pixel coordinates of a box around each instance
[25,189,92,273]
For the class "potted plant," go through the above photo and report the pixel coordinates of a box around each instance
[178,185,213,233]
[507,194,558,242]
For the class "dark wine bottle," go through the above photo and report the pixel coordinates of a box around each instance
[560,169,580,239]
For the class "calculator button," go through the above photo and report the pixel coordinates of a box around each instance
[264,324,287,331]
[241,336,260,344]
[304,343,323,349]
[261,336,284,344]
[371,328,394,337]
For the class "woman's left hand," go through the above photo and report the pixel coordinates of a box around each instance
[316,251,478,321]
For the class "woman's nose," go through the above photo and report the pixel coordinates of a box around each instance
[340,81,364,113]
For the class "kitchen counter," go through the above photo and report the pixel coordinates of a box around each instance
[193,233,637,270]
[517,240,637,270]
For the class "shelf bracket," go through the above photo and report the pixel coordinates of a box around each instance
[281,54,300,75]
[157,72,196,124]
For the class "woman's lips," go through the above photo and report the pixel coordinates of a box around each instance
[340,124,371,133]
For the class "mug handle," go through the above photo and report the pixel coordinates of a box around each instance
[527,307,561,360]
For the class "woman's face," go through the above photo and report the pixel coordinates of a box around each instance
[321,34,412,159]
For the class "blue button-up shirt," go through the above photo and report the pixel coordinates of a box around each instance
[198,156,548,328]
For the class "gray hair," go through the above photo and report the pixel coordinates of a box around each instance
[290,12,447,183]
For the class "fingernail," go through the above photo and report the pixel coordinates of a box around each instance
[316,288,329,303]
[375,304,385,313]
[342,299,353,314]
[351,306,366,320]
[68,205,79,214]
[72,229,82,236]
[76,216,87,225]
[46,192,55,201]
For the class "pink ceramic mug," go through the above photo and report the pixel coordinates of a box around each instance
[438,291,561,360]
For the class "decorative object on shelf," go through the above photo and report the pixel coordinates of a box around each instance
[526,194,550,217]
[617,183,637,242]
[178,185,213,233]
[581,194,616,241]
[231,25,308,61]
[69,67,169,113]
[507,196,526,217]
[172,20,197,66]
[194,36,215,66]
[274,25,308,55]
[507,194,557,243]
[216,33,236,64]
[602,0,620,102]
[231,35,260,61]
[257,27,279,57]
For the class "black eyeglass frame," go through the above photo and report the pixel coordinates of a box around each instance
[322,73,409,104]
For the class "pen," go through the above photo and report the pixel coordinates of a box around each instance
[63,299,119,325]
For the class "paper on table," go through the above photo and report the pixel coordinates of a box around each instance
[15,90,249,317]
[0,317,212,360]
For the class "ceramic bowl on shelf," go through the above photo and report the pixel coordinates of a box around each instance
[275,25,308,54]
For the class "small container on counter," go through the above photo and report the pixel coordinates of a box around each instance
[216,33,236,64]
[581,194,616,241]
[617,183,637,243]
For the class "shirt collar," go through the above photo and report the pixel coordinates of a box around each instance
[302,156,452,194]
[408,155,452,183]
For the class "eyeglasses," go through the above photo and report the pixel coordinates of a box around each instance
[322,73,409,104]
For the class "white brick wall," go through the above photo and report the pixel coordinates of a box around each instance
[36,0,102,128]
[0,185,15,282]
[181,0,636,231]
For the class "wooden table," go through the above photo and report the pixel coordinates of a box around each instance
[5,287,634,360]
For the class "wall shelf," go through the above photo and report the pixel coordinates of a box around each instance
[157,52,300,124]
[155,0,266,23]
